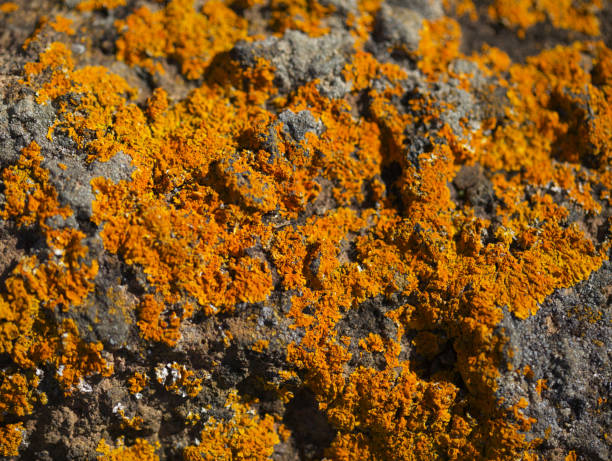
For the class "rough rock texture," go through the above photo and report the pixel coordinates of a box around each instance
[499,260,612,461]
[0,0,610,460]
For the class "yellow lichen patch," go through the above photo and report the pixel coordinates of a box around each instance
[565,450,578,461]
[474,41,612,219]
[1,143,99,313]
[444,0,478,21]
[488,0,602,38]
[251,339,270,353]
[128,372,149,395]
[0,423,23,456]
[0,371,40,420]
[183,391,282,461]
[155,363,203,398]
[0,138,107,421]
[0,1,17,13]
[536,378,548,395]
[50,319,113,393]
[18,0,612,455]
[50,15,75,35]
[23,45,283,347]
[137,295,182,347]
[267,0,335,37]
[417,17,462,79]
[343,50,408,92]
[119,410,144,431]
[324,367,467,459]
[96,437,160,461]
[115,0,248,79]
[0,142,71,228]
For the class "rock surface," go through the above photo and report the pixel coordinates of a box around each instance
[0,0,610,460]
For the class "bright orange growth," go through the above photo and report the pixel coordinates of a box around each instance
[50,15,75,35]
[267,0,335,37]
[12,0,612,459]
[96,437,160,461]
[444,0,478,21]
[137,295,183,346]
[0,142,99,312]
[116,0,248,79]
[251,339,270,353]
[155,363,203,398]
[477,41,612,212]
[0,423,23,456]
[127,372,149,394]
[0,140,110,444]
[488,0,602,38]
[536,379,548,395]
[0,371,38,419]
[0,1,17,13]
[183,391,282,461]
[416,17,462,78]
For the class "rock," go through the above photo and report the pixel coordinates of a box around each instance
[498,261,612,461]
[232,30,354,93]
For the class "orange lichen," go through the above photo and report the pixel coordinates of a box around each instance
[50,15,75,35]
[417,17,462,79]
[115,0,248,79]
[119,410,144,431]
[0,371,42,421]
[268,0,335,37]
[0,142,98,312]
[183,391,282,461]
[536,379,548,395]
[137,295,182,347]
[488,0,602,38]
[0,139,109,455]
[0,1,17,13]
[14,0,611,457]
[0,141,71,228]
[49,319,113,393]
[0,423,23,456]
[155,363,203,398]
[444,0,478,21]
[96,437,160,461]
[128,372,149,395]
[251,339,270,353]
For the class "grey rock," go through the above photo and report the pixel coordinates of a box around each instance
[497,260,612,460]
[429,82,479,134]
[316,75,352,99]
[389,0,443,19]
[43,150,134,220]
[374,4,424,53]
[233,30,354,93]
[0,96,56,167]
[278,110,324,141]
[319,0,358,15]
